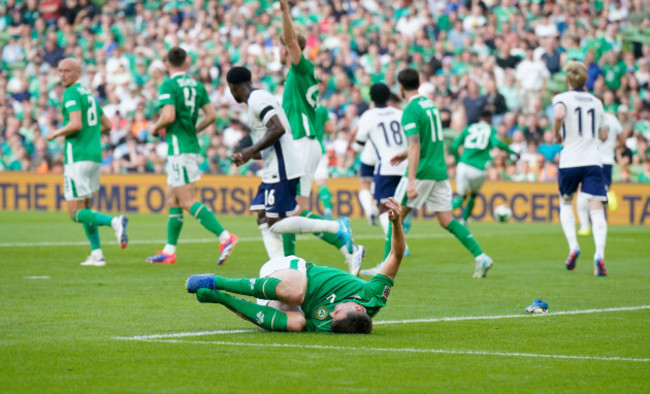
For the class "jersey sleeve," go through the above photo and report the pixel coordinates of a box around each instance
[401,107,419,138]
[364,274,395,305]
[196,82,210,108]
[158,80,174,107]
[250,91,280,125]
[490,127,515,154]
[355,113,370,144]
[551,93,565,108]
[62,88,81,113]
[291,54,314,76]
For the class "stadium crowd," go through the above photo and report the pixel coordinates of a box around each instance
[1,0,650,182]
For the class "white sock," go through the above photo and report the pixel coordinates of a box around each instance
[576,193,590,231]
[379,212,390,235]
[111,217,119,230]
[259,223,283,259]
[91,249,104,259]
[359,189,373,220]
[270,217,339,234]
[560,199,579,251]
[162,244,176,255]
[339,245,351,258]
[590,209,607,259]
[218,230,231,243]
[474,253,486,262]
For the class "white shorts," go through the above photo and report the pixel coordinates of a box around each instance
[456,162,487,197]
[314,154,329,181]
[295,138,322,197]
[64,161,101,200]
[167,153,201,187]
[257,255,308,305]
[394,177,452,212]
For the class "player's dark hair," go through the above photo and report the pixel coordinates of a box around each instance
[227,66,252,85]
[370,83,390,106]
[167,47,187,68]
[480,109,493,121]
[331,311,373,334]
[388,92,401,104]
[397,68,420,91]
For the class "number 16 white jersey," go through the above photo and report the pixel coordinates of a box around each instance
[553,91,606,169]
[355,106,407,176]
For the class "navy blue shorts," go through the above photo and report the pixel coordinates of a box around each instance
[602,164,613,189]
[359,163,375,178]
[373,174,401,203]
[558,166,607,201]
[250,178,300,218]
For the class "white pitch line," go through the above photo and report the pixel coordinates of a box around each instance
[114,329,259,340]
[139,339,650,363]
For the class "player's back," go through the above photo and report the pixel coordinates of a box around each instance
[553,90,605,168]
[600,112,622,165]
[402,96,448,180]
[159,74,208,156]
[282,55,319,139]
[62,83,102,164]
[459,121,498,169]
[358,106,407,175]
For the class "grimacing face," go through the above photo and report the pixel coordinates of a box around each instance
[330,302,366,322]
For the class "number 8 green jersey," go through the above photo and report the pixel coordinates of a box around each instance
[61,83,103,164]
[282,55,319,140]
[401,95,448,180]
[158,73,209,156]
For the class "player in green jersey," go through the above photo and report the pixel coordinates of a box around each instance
[451,110,518,225]
[146,47,238,266]
[186,197,405,333]
[313,104,335,219]
[385,68,493,278]
[46,58,128,267]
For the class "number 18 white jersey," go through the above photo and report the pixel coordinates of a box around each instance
[553,91,606,169]
[355,106,407,176]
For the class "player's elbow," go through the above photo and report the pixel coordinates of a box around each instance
[69,120,82,132]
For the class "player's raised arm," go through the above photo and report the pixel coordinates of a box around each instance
[279,0,302,65]
[378,197,406,280]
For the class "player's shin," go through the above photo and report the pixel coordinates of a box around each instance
[559,199,579,251]
[196,289,288,331]
[73,208,113,226]
[213,276,282,300]
[462,195,476,222]
[576,193,591,232]
[166,207,183,253]
[298,210,347,250]
[590,209,607,259]
[318,185,333,211]
[359,189,373,220]
[282,233,296,256]
[270,216,339,234]
[446,219,483,257]
[189,202,229,241]
[259,223,284,259]
[83,222,101,251]
[452,195,464,210]
[383,221,392,260]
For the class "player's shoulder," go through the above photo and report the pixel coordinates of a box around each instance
[250,88,275,103]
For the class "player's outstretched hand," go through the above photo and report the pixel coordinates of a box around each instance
[386,197,402,223]
[46,129,58,141]
[233,147,254,166]
[277,0,289,11]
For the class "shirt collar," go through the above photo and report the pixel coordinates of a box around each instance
[171,72,186,78]
[408,94,423,103]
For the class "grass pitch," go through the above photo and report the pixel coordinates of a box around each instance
[1,211,648,393]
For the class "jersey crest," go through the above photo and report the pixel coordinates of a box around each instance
[316,306,329,320]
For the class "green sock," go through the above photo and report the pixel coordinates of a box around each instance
[213,276,281,300]
[462,195,476,222]
[446,219,483,257]
[452,195,464,210]
[190,202,224,237]
[167,207,183,246]
[383,221,393,260]
[197,289,288,331]
[83,222,101,250]
[318,185,333,210]
[73,209,113,226]
[299,210,345,249]
[283,233,296,256]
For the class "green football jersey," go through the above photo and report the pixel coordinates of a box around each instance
[301,264,393,332]
[282,54,319,140]
[61,83,103,164]
[314,104,330,154]
[451,121,516,170]
[401,95,448,180]
[158,73,209,156]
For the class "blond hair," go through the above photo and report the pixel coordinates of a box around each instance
[565,61,588,90]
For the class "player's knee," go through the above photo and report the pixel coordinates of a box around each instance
[179,198,195,212]
[277,282,305,306]
[285,313,306,332]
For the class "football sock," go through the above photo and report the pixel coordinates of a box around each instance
[446,219,483,258]
[197,289,288,331]
[73,209,113,226]
[452,195,464,210]
[318,184,333,211]
[576,193,590,230]
[383,221,392,260]
[560,199,579,251]
[190,202,225,237]
[259,223,284,259]
[379,212,390,235]
[299,210,346,250]
[282,233,296,256]
[83,222,101,250]
[462,195,476,222]
[213,276,282,300]
[270,216,339,234]
[359,189,373,220]
[167,207,183,247]
[590,209,607,259]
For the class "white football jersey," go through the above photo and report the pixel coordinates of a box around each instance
[599,112,622,165]
[553,91,606,169]
[356,106,407,176]
[247,89,303,183]
[359,139,377,167]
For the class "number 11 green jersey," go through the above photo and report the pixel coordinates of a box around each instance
[61,83,103,164]
[158,73,209,156]
[401,95,448,180]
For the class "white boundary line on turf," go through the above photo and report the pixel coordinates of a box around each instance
[114,329,260,340]
[137,339,650,363]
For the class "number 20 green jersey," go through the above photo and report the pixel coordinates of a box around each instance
[451,121,516,170]
[61,83,103,164]
[401,95,448,180]
[158,73,209,156]
[282,54,319,140]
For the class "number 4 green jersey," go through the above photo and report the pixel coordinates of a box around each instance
[61,83,103,164]
[401,95,448,180]
[282,54,319,140]
[451,121,516,170]
[158,73,209,156]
